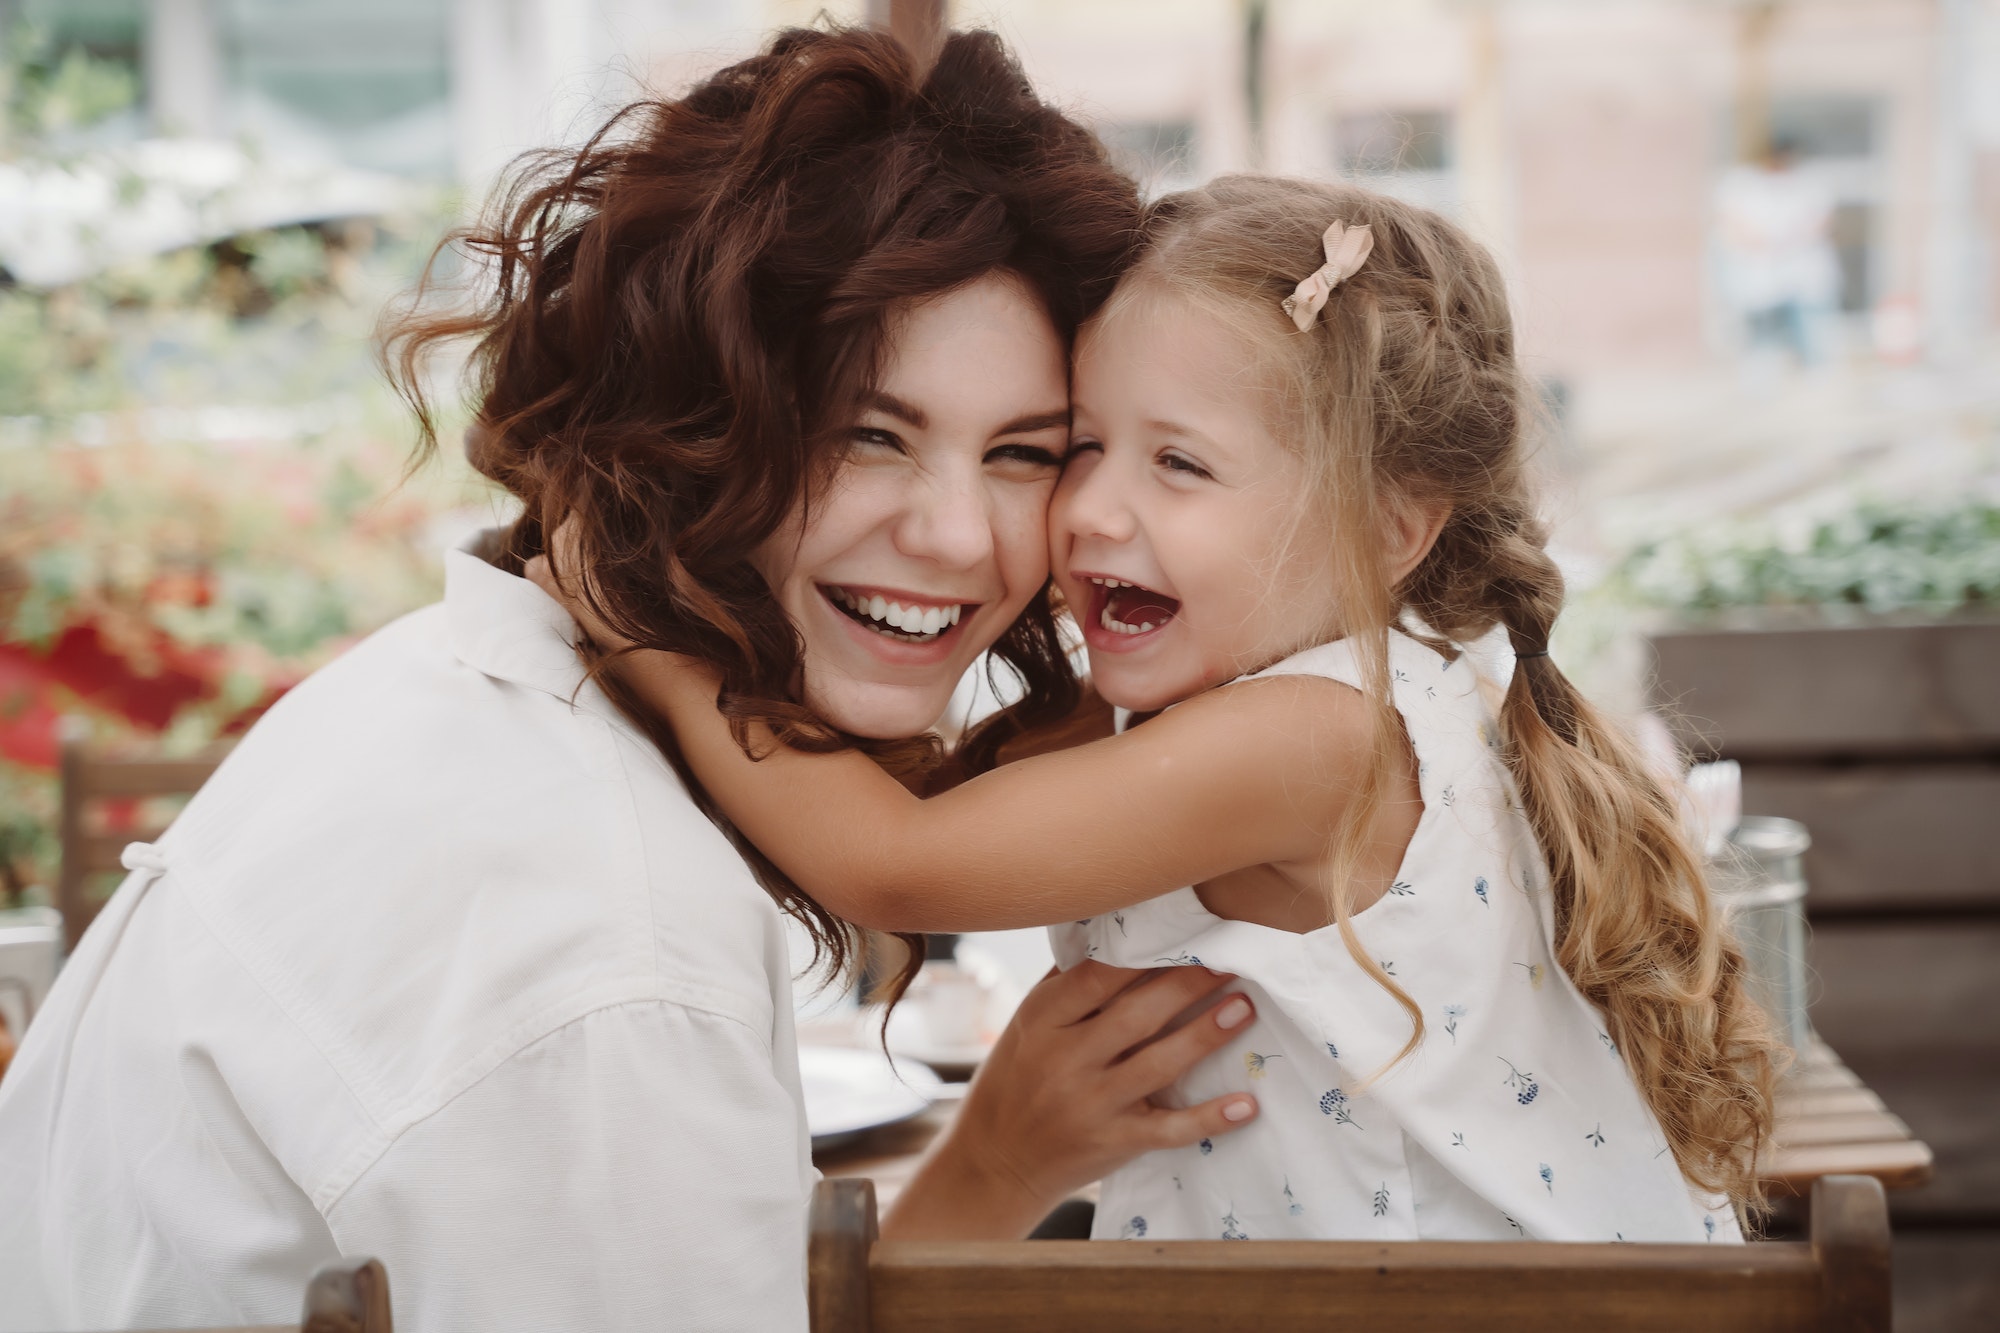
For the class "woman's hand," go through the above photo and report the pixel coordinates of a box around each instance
[882,962,1258,1240]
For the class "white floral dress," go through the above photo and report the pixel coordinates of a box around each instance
[1051,630,1740,1244]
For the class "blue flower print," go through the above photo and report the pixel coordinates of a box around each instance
[1504,1215,1524,1235]
[1380,960,1398,976]
[1156,952,1202,967]
[1221,1210,1249,1240]
[1284,1179,1304,1216]
[1539,1163,1554,1194]
[1372,1184,1391,1218]
[1586,1123,1606,1147]
[1122,1216,1147,1239]
[1513,961,1545,989]
[1440,784,1455,807]
[1318,1087,1360,1128]
[1325,1041,1340,1060]
[1198,1137,1213,1155]
[1394,668,1411,683]
[1172,1175,1183,1191]
[1244,1051,1283,1079]
[1451,1132,1468,1149]
[1387,879,1415,897]
[1598,1031,1619,1056]
[1474,876,1490,907]
[1499,1057,1541,1105]
[1112,911,1127,935]
[1075,918,1093,926]
[1443,1004,1468,1043]
[1424,684,1437,701]
[1704,1215,1717,1241]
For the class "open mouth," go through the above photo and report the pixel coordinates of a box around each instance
[820,584,972,645]
[1087,575,1181,636]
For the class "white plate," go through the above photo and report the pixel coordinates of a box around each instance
[799,1044,942,1151]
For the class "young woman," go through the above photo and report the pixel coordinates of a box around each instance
[0,30,1261,1333]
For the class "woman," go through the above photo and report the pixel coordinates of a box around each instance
[0,28,1258,1333]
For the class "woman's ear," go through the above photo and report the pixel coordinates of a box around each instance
[1383,497,1450,585]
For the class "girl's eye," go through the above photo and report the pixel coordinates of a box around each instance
[1160,450,1212,479]
[1062,438,1104,464]
[987,442,1064,469]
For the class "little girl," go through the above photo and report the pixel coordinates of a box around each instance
[541,175,1777,1242]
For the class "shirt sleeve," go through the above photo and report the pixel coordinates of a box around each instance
[324,1000,812,1332]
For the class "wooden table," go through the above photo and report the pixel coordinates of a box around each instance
[816,1037,1933,1211]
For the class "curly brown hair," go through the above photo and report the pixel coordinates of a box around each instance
[381,26,1141,991]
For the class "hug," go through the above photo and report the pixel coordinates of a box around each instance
[0,25,1776,1332]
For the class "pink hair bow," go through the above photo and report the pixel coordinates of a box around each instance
[1281,220,1374,331]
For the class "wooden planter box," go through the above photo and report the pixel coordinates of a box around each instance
[1648,616,2000,1229]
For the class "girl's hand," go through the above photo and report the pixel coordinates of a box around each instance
[522,533,638,655]
[882,962,1259,1240]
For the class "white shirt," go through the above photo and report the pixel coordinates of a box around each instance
[1053,631,1740,1245]
[0,534,815,1331]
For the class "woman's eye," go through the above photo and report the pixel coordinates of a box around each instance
[988,443,1064,468]
[1160,451,1212,479]
[849,427,905,453]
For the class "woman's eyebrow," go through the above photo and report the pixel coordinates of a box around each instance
[865,390,928,428]
[995,409,1071,435]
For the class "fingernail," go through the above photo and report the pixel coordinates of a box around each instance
[1223,1098,1255,1122]
[1215,996,1252,1030]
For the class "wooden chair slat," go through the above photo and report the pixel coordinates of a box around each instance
[1774,1086,1887,1117]
[74,756,232,799]
[1773,1109,1914,1149]
[811,1176,1891,1333]
[1764,1140,1934,1195]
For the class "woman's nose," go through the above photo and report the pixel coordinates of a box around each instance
[893,468,997,571]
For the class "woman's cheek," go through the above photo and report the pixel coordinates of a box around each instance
[994,478,1056,605]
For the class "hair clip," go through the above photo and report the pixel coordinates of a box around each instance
[1281,220,1374,331]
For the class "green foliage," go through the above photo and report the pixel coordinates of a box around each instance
[3,19,141,147]
[1613,497,2000,619]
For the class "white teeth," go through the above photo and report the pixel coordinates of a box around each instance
[1098,603,1162,637]
[828,587,968,640]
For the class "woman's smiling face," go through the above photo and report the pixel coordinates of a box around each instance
[754,271,1070,739]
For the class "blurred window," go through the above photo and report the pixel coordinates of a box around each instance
[1334,109,1456,213]
[1770,94,1881,313]
[218,0,452,178]
[1100,120,1198,198]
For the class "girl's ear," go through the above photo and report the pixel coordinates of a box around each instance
[1383,496,1451,585]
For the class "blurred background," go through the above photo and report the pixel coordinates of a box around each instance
[0,1,1994,1326]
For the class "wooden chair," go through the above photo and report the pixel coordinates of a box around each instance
[57,731,231,951]
[68,1256,390,1333]
[808,1175,1891,1333]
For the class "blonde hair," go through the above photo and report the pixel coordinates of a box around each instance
[1129,175,1779,1208]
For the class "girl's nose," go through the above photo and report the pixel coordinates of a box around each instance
[894,467,996,571]
[1053,453,1137,546]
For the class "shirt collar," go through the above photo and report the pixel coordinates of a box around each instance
[445,526,607,711]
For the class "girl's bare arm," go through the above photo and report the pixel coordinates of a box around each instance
[615,648,1367,933]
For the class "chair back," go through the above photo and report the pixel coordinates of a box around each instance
[809,1175,1890,1333]
[57,731,231,950]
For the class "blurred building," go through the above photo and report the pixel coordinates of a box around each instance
[3,0,1997,375]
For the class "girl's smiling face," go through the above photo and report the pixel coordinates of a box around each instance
[1051,282,1345,713]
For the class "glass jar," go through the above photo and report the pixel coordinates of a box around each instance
[1708,816,1813,1055]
